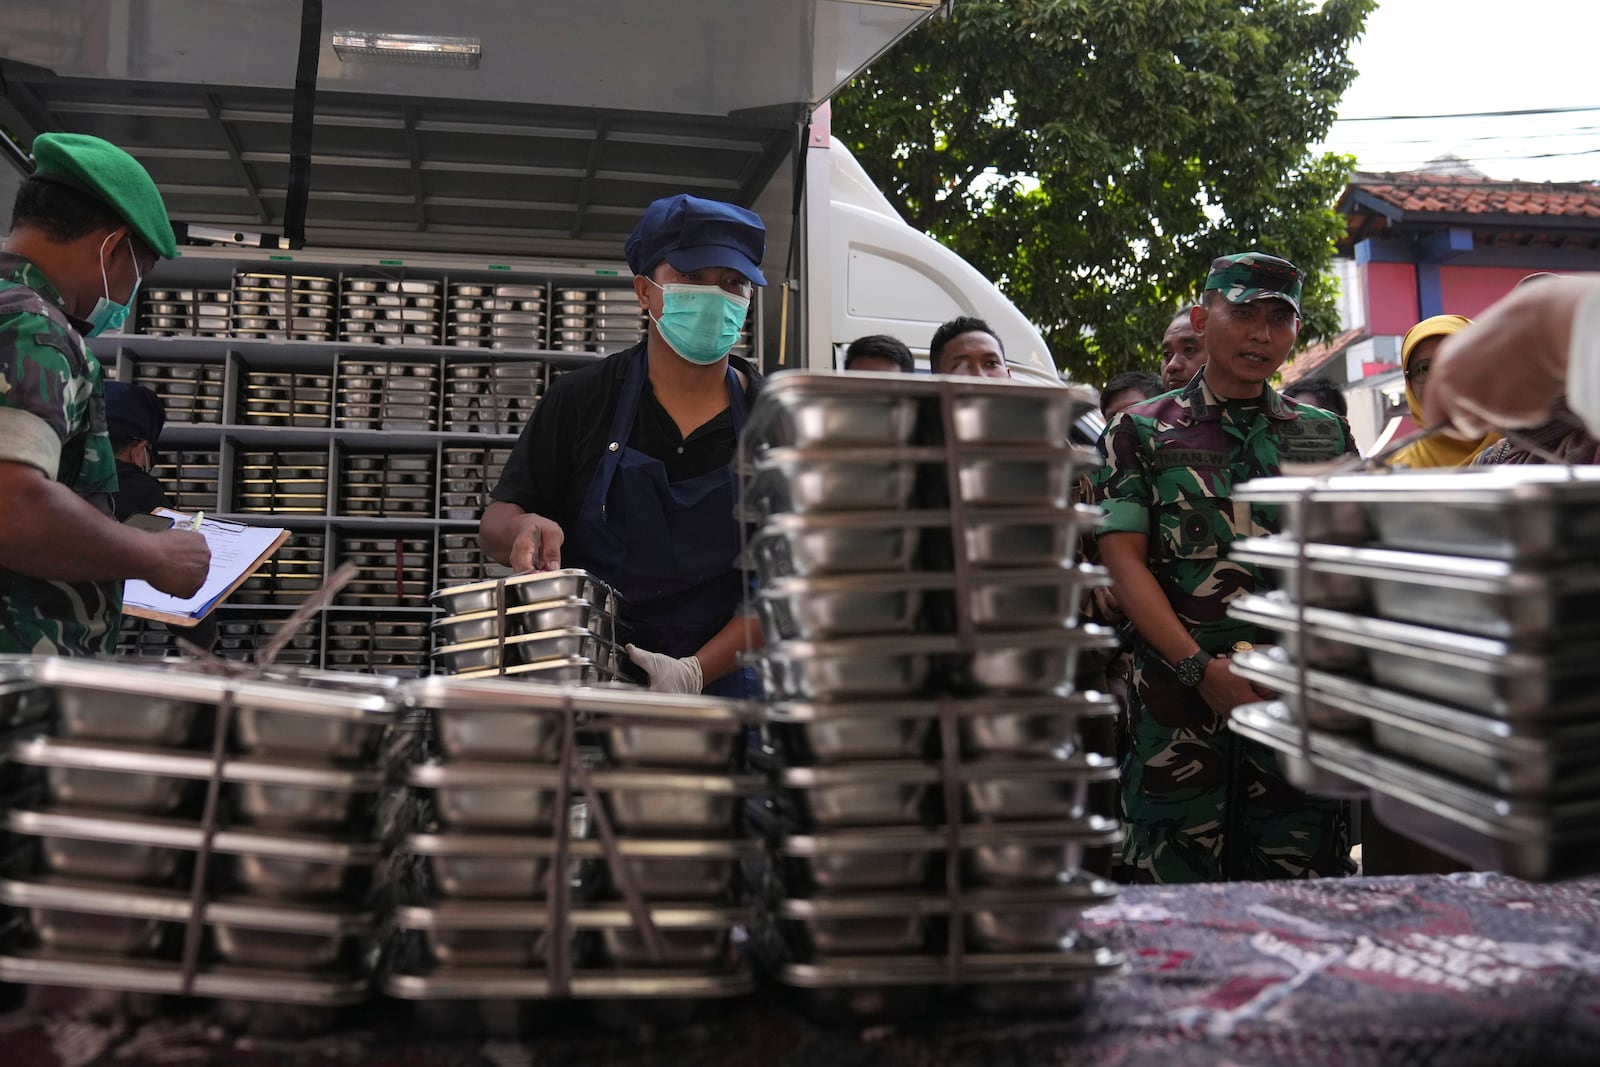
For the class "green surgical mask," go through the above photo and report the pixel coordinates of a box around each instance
[647,278,749,365]
[85,233,141,338]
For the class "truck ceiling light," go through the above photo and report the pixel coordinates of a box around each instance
[331,32,482,69]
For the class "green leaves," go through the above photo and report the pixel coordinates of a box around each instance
[833,0,1376,383]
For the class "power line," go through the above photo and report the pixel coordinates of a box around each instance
[1357,146,1600,168]
[1334,104,1600,123]
[1333,126,1600,147]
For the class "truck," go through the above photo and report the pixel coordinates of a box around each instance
[0,0,1085,668]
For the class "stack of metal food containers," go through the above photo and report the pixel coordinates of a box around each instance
[446,282,546,349]
[1223,467,1600,880]
[340,278,442,345]
[0,657,405,1018]
[739,372,1127,1021]
[385,677,763,1032]
[427,571,628,681]
[231,272,337,342]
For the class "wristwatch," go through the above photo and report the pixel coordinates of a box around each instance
[1174,649,1212,687]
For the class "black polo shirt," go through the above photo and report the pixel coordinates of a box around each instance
[490,342,761,535]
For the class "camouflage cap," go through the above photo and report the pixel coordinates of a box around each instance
[1202,251,1303,315]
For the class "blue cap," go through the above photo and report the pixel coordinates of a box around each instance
[625,194,767,286]
[105,381,166,444]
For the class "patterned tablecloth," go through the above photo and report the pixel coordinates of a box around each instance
[6,872,1600,1067]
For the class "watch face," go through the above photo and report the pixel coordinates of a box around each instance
[1176,656,1205,687]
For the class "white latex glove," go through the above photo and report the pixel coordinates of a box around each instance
[625,644,704,693]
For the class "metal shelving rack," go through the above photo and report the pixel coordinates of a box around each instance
[105,247,763,675]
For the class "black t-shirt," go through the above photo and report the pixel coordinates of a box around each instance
[491,343,762,534]
[113,461,169,522]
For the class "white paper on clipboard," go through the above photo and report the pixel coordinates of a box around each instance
[122,508,288,623]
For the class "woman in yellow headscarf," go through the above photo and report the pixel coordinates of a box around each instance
[1388,314,1500,468]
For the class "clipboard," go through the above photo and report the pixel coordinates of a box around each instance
[122,510,292,628]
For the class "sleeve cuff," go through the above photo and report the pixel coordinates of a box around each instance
[1099,498,1149,535]
[1568,285,1600,439]
[0,406,63,477]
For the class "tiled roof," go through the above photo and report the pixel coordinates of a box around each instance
[1345,171,1600,219]
[1282,327,1367,387]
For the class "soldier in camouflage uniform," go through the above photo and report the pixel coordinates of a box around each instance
[0,133,209,656]
[1095,252,1358,884]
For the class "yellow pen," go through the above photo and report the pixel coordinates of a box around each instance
[193,511,205,532]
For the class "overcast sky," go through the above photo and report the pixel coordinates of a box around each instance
[1317,0,1600,183]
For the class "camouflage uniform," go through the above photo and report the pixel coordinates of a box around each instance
[1095,367,1357,883]
[0,253,122,656]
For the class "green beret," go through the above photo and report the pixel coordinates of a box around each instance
[31,133,177,259]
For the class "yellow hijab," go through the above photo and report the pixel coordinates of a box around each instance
[1389,314,1500,468]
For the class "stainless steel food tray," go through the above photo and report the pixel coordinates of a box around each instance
[432,627,616,674]
[1230,536,1600,641]
[1226,702,1367,796]
[1,876,372,968]
[766,691,1118,763]
[392,902,748,968]
[779,875,1116,955]
[413,675,756,765]
[1230,702,1600,880]
[0,946,368,1005]
[1229,593,1600,719]
[430,570,613,614]
[1253,664,1600,797]
[7,808,382,900]
[401,833,758,901]
[384,968,752,1000]
[34,656,399,757]
[759,626,1117,700]
[776,816,1123,892]
[743,388,921,451]
[757,565,1109,640]
[10,736,385,830]
[1233,468,1600,562]
[744,510,947,579]
[430,598,616,646]
[408,762,765,833]
[1227,647,1365,731]
[777,757,1117,829]
[779,943,1124,987]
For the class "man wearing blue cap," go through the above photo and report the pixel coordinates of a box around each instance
[481,195,766,695]
[0,133,210,656]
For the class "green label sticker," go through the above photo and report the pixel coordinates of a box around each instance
[489,264,511,271]
[269,254,293,261]
[594,269,619,276]
[379,259,403,266]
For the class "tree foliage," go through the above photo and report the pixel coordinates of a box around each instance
[832,0,1375,383]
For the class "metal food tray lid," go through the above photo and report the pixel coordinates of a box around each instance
[1234,466,1600,505]
[408,761,766,794]
[778,754,1116,788]
[778,815,1121,855]
[746,508,953,534]
[765,691,1117,723]
[0,947,369,1005]
[0,877,373,934]
[32,657,399,722]
[749,443,1098,472]
[4,808,383,862]
[410,674,759,723]
[758,563,1110,599]
[9,736,387,790]
[392,902,750,932]
[401,832,760,859]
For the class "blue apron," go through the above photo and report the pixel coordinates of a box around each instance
[565,348,759,699]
